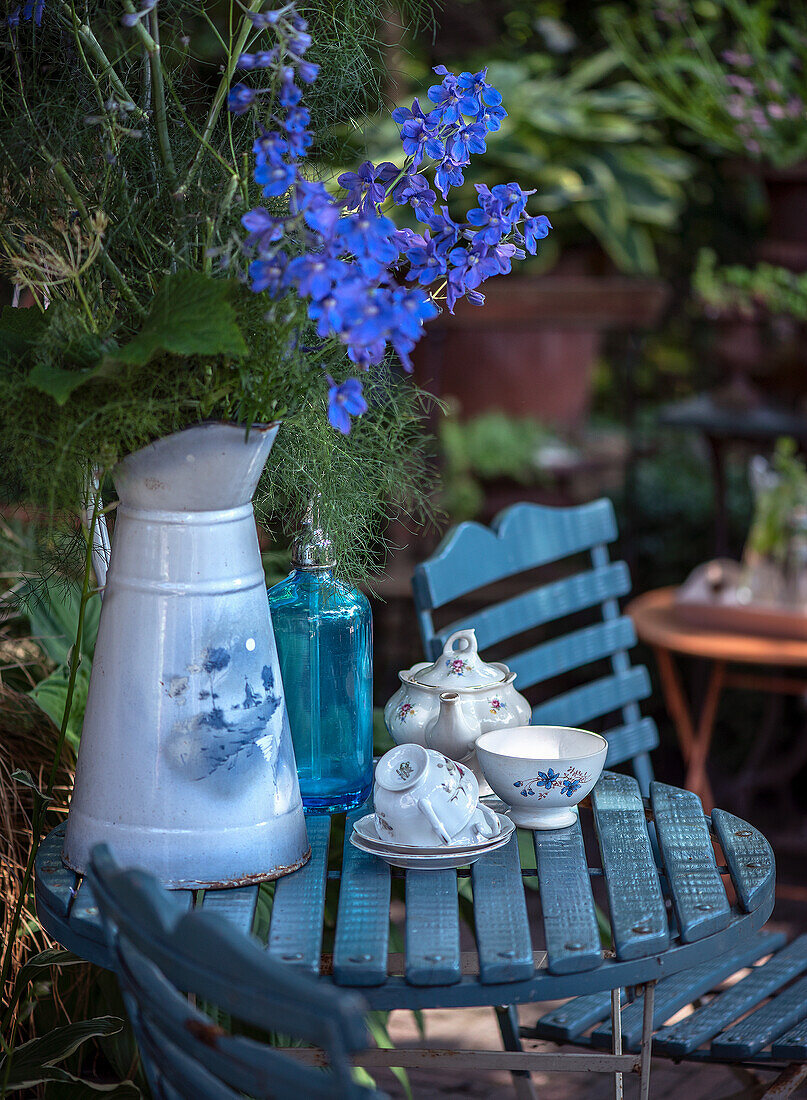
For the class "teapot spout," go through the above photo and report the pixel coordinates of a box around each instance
[425,691,478,762]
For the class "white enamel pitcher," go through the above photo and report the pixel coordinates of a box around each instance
[63,422,310,888]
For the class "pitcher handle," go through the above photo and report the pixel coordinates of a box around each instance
[416,796,452,845]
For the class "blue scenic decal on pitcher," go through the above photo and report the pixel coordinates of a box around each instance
[163,645,284,780]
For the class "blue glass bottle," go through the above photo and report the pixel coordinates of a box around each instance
[267,513,373,813]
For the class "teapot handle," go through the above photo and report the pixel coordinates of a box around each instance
[416,795,452,845]
[443,628,478,658]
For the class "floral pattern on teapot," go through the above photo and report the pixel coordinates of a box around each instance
[384,629,531,790]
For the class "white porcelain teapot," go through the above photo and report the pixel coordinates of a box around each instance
[384,629,531,792]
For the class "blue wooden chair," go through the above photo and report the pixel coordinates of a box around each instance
[87,845,386,1100]
[413,499,807,1098]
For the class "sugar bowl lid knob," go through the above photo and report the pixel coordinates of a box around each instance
[412,628,505,687]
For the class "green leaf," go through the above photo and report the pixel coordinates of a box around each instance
[30,660,91,754]
[22,581,100,665]
[26,361,102,405]
[105,272,248,368]
[1,1017,124,1090]
[5,949,84,1020]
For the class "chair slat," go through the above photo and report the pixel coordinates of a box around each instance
[652,783,731,943]
[654,934,807,1056]
[531,667,650,729]
[772,1015,807,1061]
[509,617,636,690]
[710,808,775,913]
[600,718,659,769]
[591,931,786,1051]
[200,887,258,935]
[435,562,631,654]
[528,990,621,1042]
[532,818,601,974]
[711,972,807,1058]
[471,834,534,984]
[333,808,390,987]
[591,772,668,960]
[405,870,461,986]
[36,822,76,919]
[268,814,331,972]
[413,499,618,610]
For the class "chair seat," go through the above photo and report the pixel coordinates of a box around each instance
[525,930,807,1064]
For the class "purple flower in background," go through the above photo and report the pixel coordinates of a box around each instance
[326,376,367,434]
[227,83,256,115]
[297,60,320,84]
[249,253,288,295]
[279,73,302,107]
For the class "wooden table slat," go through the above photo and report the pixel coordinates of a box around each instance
[67,878,106,944]
[591,930,786,1051]
[405,870,461,986]
[654,933,807,1056]
[200,886,259,934]
[35,821,77,919]
[591,772,669,960]
[533,817,601,975]
[710,808,775,913]
[333,807,390,987]
[471,835,534,984]
[652,783,731,943]
[268,814,332,973]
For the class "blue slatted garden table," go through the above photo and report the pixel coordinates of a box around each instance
[35,772,778,1093]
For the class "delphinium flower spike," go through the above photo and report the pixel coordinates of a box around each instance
[228,5,552,432]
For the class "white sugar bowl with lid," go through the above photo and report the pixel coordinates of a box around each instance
[384,629,531,793]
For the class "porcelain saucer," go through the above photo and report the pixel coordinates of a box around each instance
[348,826,514,869]
[352,812,514,854]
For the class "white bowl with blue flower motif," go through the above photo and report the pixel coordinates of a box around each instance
[475,726,608,830]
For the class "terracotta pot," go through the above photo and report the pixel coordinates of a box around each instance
[414,275,669,428]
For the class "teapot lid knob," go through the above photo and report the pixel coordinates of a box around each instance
[443,629,478,656]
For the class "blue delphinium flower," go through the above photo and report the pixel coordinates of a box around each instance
[521,214,553,255]
[23,0,45,24]
[326,376,367,434]
[338,161,397,214]
[229,3,552,431]
[227,83,257,115]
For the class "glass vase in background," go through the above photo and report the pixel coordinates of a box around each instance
[267,509,373,813]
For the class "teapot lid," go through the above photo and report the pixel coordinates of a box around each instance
[411,629,505,688]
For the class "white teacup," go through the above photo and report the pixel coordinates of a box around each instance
[373,745,480,845]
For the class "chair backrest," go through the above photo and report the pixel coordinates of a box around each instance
[412,499,657,795]
[87,846,385,1100]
